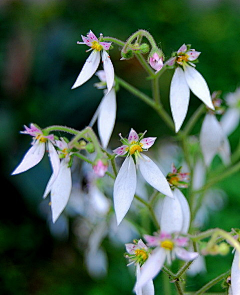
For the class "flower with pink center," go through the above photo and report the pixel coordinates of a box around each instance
[12,123,59,177]
[135,232,198,290]
[169,44,214,132]
[113,128,173,225]
[72,30,114,92]
[149,52,164,72]
[167,164,189,189]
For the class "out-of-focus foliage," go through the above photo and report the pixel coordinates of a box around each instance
[1,0,240,294]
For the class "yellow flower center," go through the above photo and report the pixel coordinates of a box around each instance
[91,41,103,51]
[161,240,174,251]
[177,54,189,64]
[129,142,143,155]
[134,249,148,262]
[62,148,68,157]
[168,176,180,186]
[36,134,47,143]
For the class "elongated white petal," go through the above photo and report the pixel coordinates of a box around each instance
[12,142,45,175]
[200,114,224,166]
[175,247,198,261]
[170,67,190,132]
[71,51,100,89]
[174,188,190,234]
[221,108,240,136]
[138,155,173,198]
[50,159,72,223]
[102,50,114,92]
[135,264,155,295]
[113,157,137,225]
[44,142,60,192]
[160,193,183,234]
[231,251,240,295]
[98,88,116,148]
[184,65,214,109]
[135,248,166,290]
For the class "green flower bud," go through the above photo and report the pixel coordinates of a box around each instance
[85,142,95,153]
[140,43,150,54]
[121,49,134,60]
[218,243,230,256]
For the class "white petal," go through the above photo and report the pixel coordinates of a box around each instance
[50,159,72,223]
[200,114,224,166]
[12,142,45,175]
[221,108,240,136]
[174,188,190,234]
[136,264,155,295]
[175,247,198,261]
[184,65,214,109]
[102,50,114,92]
[218,136,231,165]
[113,157,137,225]
[138,155,173,198]
[160,193,183,234]
[71,51,100,89]
[135,248,166,290]
[97,88,116,148]
[170,67,190,132]
[231,251,240,295]
[85,247,108,279]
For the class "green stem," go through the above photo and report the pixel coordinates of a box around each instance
[101,36,125,47]
[182,104,205,136]
[174,280,184,295]
[152,76,161,105]
[43,125,79,135]
[135,52,155,77]
[194,270,230,295]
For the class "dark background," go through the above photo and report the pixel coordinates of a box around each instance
[1,0,240,294]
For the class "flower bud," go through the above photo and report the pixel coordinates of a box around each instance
[140,43,150,54]
[218,243,230,256]
[85,142,95,153]
[121,49,134,60]
[148,49,164,72]
[93,159,108,177]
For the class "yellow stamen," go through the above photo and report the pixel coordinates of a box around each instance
[62,148,68,157]
[129,143,143,155]
[134,249,148,261]
[177,54,189,64]
[36,134,47,143]
[168,176,180,186]
[161,240,174,250]
[91,41,103,51]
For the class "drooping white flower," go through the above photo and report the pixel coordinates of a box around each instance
[125,239,154,295]
[169,44,214,132]
[230,250,240,295]
[113,128,173,225]
[72,30,114,92]
[200,113,230,166]
[135,233,198,290]
[44,138,72,223]
[12,124,60,179]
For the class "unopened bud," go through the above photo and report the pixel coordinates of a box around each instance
[140,43,150,54]
[85,142,95,153]
[148,49,164,72]
[93,159,108,177]
[121,49,134,60]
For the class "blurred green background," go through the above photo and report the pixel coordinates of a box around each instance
[1,0,240,294]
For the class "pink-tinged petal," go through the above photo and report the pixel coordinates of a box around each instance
[200,114,224,166]
[170,67,190,132]
[160,193,183,234]
[113,157,137,225]
[144,235,160,247]
[231,251,240,295]
[12,141,45,175]
[184,65,214,110]
[102,50,114,92]
[174,188,190,234]
[72,50,100,89]
[175,247,198,261]
[126,243,138,254]
[140,137,156,149]
[221,108,240,136]
[166,57,176,66]
[81,35,92,47]
[128,128,139,142]
[100,41,111,51]
[174,237,189,247]
[21,123,41,136]
[113,145,128,156]
[138,155,173,198]
[178,44,187,53]
[135,248,166,290]
[50,159,72,223]
[98,88,116,148]
[187,50,201,61]
[137,239,148,250]
[87,30,98,42]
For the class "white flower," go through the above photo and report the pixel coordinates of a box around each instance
[113,128,173,225]
[200,113,230,166]
[43,138,72,223]
[72,30,114,93]
[169,44,214,132]
[231,250,240,295]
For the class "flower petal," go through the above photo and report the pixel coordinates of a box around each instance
[138,155,173,198]
[102,50,114,92]
[135,264,155,295]
[170,67,190,132]
[140,137,156,149]
[113,145,128,156]
[175,247,198,261]
[98,88,116,148]
[231,251,240,295]
[128,128,139,142]
[135,248,166,290]
[71,50,100,89]
[12,141,45,175]
[221,108,240,136]
[200,114,224,166]
[113,157,137,225]
[184,65,214,110]
[50,159,72,223]
[174,188,190,234]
